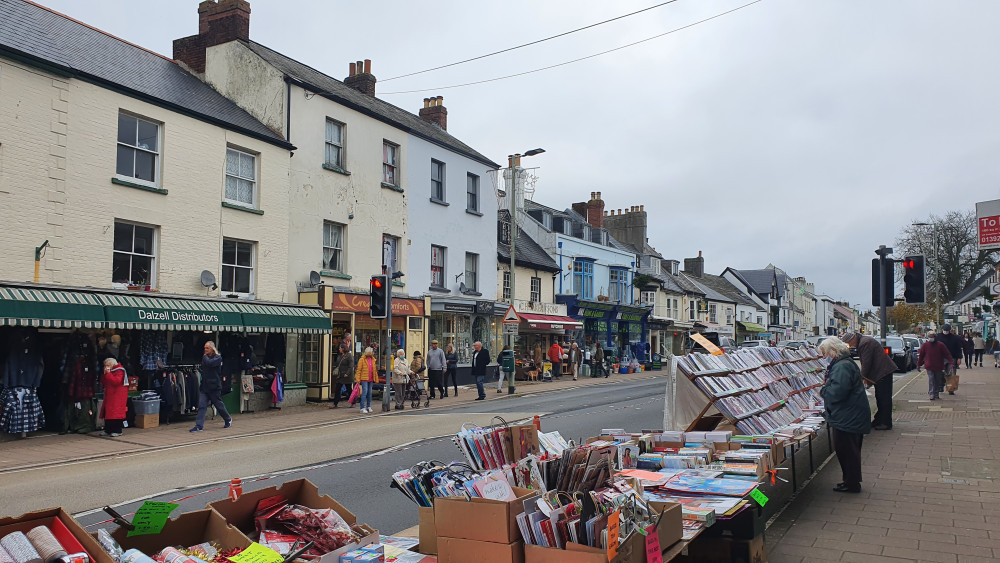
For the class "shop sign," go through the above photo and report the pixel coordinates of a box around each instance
[617,312,644,322]
[443,303,474,313]
[330,293,424,316]
[581,308,610,318]
[476,300,495,314]
[106,306,241,327]
[977,199,1000,250]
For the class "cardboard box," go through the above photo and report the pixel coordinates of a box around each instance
[686,534,765,563]
[110,508,250,555]
[0,507,113,563]
[437,537,524,563]
[208,478,378,563]
[417,505,436,555]
[134,413,159,429]
[434,486,536,544]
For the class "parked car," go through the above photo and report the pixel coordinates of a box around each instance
[778,340,808,349]
[885,336,911,372]
[739,340,770,349]
[688,332,737,354]
[902,335,921,371]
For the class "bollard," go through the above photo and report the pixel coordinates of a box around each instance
[229,478,243,500]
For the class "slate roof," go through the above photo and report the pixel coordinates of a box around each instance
[498,229,560,273]
[733,269,778,298]
[0,0,291,148]
[682,274,734,303]
[695,273,760,308]
[243,41,498,168]
[637,266,685,294]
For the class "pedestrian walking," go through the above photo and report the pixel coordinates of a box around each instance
[410,352,426,401]
[497,344,510,393]
[191,341,233,432]
[471,341,490,400]
[991,339,1000,368]
[569,342,582,381]
[918,331,952,401]
[937,325,964,395]
[426,340,447,398]
[100,358,128,437]
[547,341,563,379]
[840,331,896,430]
[354,347,377,414]
[819,337,871,493]
[329,342,355,409]
[533,343,544,377]
[392,349,411,410]
[444,344,459,395]
[962,334,975,369]
[595,344,607,378]
[973,333,986,367]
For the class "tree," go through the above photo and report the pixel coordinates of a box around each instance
[887,302,928,333]
[896,210,999,303]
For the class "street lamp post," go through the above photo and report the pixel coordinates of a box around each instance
[912,221,941,327]
[505,148,544,395]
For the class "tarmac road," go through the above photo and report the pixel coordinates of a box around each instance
[61,377,667,535]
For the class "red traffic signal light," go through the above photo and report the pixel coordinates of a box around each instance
[371,278,382,289]
[884,347,892,356]
[902,254,926,305]
[369,275,389,318]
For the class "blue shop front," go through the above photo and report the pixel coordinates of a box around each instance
[557,296,652,362]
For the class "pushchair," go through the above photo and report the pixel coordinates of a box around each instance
[405,374,430,408]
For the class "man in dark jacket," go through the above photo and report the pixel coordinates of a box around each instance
[918,331,952,400]
[842,331,897,430]
[936,324,964,395]
[471,341,490,400]
[329,342,355,409]
[192,341,232,432]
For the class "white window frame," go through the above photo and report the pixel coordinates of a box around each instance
[640,291,656,306]
[431,245,446,288]
[323,221,345,272]
[383,141,399,186]
[383,234,399,274]
[431,159,446,202]
[325,119,345,170]
[502,271,511,301]
[465,252,479,292]
[115,112,161,187]
[112,220,157,289]
[225,147,258,208]
[689,300,696,321]
[221,238,255,297]
[530,276,542,302]
[709,303,718,323]
[467,173,480,212]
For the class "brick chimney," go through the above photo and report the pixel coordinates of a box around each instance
[683,251,705,278]
[419,96,447,130]
[344,59,377,97]
[173,0,251,74]
[571,192,606,229]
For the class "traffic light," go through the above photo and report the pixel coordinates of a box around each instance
[369,275,389,318]
[871,258,894,307]
[902,255,926,305]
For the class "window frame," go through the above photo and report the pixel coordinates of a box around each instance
[224,146,258,209]
[382,140,399,187]
[322,221,346,273]
[221,237,256,297]
[502,271,511,301]
[689,300,696,321]
[466,173,480,213]
[609,267,628,302]
[709,303,718,323]
[431,245,447,288]
[465,252,479,292]
[640,291,656,306]
[324,118,345,170]
[573,260,594,300]
[112,220,157,289]
[530,276,542,302]
[382,234,400,274]
[430,159,446,202]
[115,112,161,187]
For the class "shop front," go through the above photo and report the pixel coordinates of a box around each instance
[427,298,504,384]
[299,286,427,402]
[736,321,766,344]
[557,296,652,363]
[646,316,673,362]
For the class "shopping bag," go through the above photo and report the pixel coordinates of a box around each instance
[946,373,960,393]
[348,383,361,405]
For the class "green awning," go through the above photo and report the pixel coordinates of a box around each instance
[235,302,331,334]
[101,293,244,331]
[0,286,105,328]
[738,321,766,332]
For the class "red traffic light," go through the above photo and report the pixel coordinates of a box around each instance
[884,347,891,356]
[903,260,914,269]
[371,279,382,289]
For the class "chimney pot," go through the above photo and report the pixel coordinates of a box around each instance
[699,250,702,257]
[345,58,377,96]
[419,95,448,130]
[596,191,601,199]
[364,59,371,73]
[590,191,596,200]
[640,205,644,212]
[349,62,357,76]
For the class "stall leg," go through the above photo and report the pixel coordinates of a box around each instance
[808,435,814,473]
[790,442,797,492]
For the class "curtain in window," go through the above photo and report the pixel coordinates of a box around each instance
[324,224,342,270]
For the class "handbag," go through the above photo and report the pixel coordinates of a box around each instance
[348,383,361,405]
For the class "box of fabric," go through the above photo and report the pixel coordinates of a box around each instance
[0,507,114,563]
[131,398,160,416]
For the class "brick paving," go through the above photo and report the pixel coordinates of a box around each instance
[766,362,1000,562]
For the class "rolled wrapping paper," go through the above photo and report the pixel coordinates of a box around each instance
[0,532,42,563]
[25,528,66,563]
[0,545,16,563]
[121,549,154,563]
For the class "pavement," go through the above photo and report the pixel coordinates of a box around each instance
[766,362,1000,563]
[0,370,658,474]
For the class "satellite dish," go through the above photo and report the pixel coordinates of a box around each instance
[200,270,217,289]
[459,282,468,293]
[309,271,322,287]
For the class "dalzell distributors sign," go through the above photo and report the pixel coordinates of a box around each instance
[103,299,243,330]
[977,198,1000,251]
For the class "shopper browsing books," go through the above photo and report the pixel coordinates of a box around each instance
[840,331,896,430]
[819,337,871,494]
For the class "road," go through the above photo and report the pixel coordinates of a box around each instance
[24,377,666,535]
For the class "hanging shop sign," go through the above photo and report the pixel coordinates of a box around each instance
[977,198,1000,250]
[442,303,475,313]
[329,293,424,316]
[476,300,496,314]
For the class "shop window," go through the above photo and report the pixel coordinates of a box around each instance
[431,159,446,202]
[298,334,322,384]
[431,245,446,288]
[112,220,157,288]
[465,252,478,292]
[116,112,160,185]
[225,147,257,208]
[383,234,399,274]
[325,119,345,170]
[383,140,399,186]
[408,317,423,330]
[502,271,511,301]
[609,267,628,302]
[323,221,345,272]
[467,173,479,212]
[573,260,594,300]
[530,277,541,302]
[222,238,255,296]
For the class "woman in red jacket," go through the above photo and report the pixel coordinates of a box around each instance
[100,358,129,437]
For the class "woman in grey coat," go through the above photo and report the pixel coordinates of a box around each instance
[819,337,871,493]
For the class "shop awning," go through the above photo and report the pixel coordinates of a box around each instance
[0,286,105,328]
[101,293,245,331]
[519,313,583,331]
[235,302,331,334]
[738,321,766,332]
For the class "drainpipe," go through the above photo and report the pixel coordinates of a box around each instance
[557,241,563,294]
[33,240,49,283]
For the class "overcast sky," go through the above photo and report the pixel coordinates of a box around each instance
[38,0,1000,309]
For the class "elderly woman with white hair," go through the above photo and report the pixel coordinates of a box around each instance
[191,341,232,432]
[391,349,412,411]
[100,357,129,437]
[819,336,871,493]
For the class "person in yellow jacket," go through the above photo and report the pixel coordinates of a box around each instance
[354,347,377,414]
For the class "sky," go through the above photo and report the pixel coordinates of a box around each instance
[36,0,1000,309]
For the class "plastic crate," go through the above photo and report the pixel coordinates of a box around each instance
[131,398,160,415]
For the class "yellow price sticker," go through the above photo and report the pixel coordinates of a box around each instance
[229,543,283,563]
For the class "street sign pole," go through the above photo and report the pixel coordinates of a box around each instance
[875,245,893,344]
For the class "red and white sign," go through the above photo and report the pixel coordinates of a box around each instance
[977,199,1000,250]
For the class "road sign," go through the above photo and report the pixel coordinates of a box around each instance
[502,323,519,335]
[502,305,520,323]
[976,199,1000,250]
[992,283,1000,295]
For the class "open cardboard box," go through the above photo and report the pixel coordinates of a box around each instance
[109,508,250,555]
[438,537,524,563]
[435,486,537,544]
[417,505,436,555]
[0,508,113,563]
[207,478,378,563]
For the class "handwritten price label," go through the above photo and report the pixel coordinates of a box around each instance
[228,543,283,563]
[645,523,663,563]
[750,488,769,507]
[127,501,178,537]
[606,510,620,560]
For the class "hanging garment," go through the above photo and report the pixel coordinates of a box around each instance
[140,332,168,370]
[1,387,45,434]
[271,372,284,404]
[63,398,95,434]
[64,356,96,401]
[185,370,199,411]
